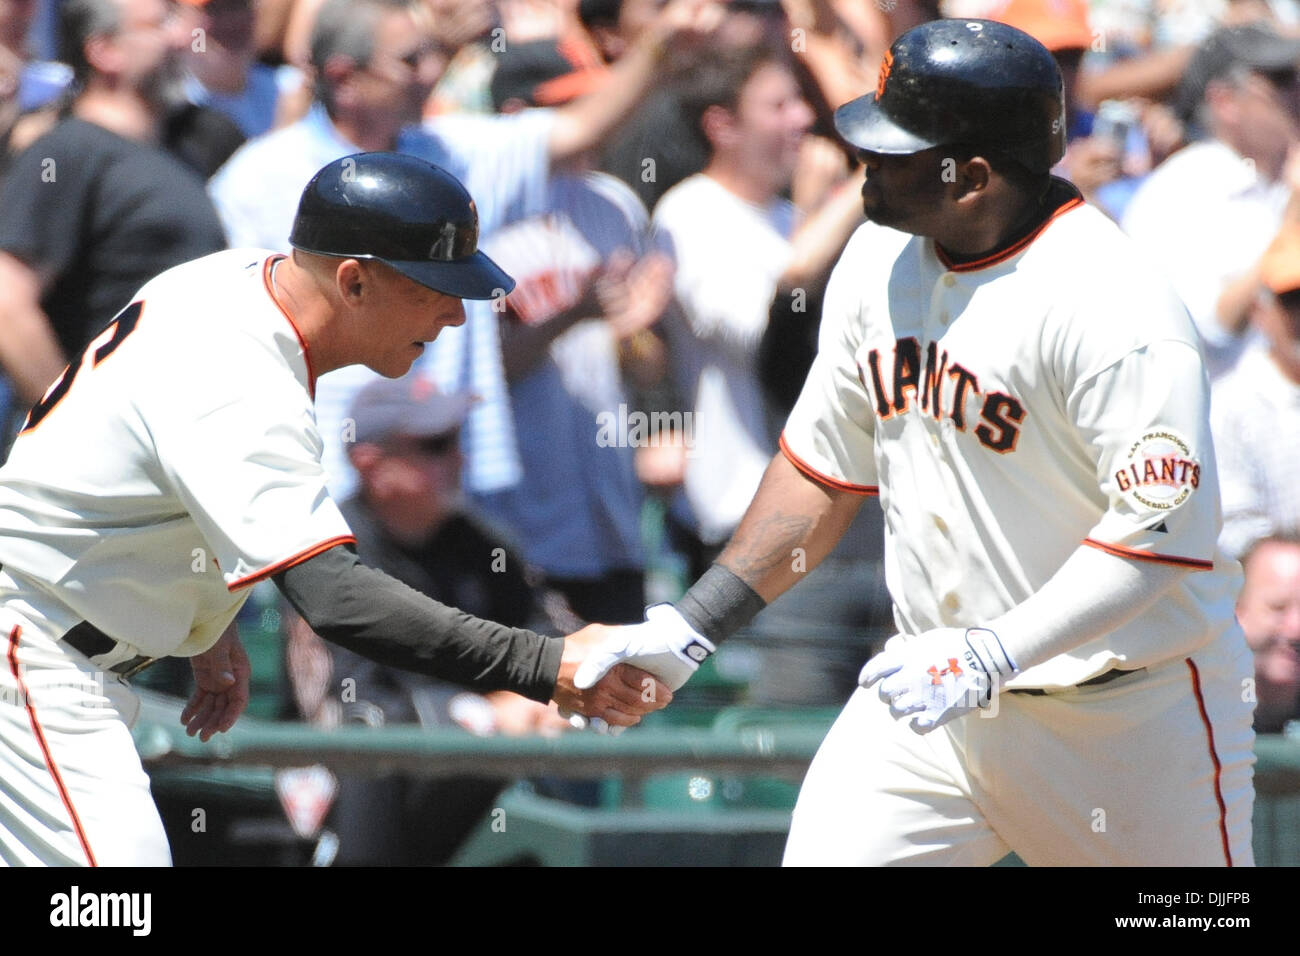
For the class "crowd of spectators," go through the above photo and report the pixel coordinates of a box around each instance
[2,0,1299,857]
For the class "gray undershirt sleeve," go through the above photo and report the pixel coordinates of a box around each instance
[273,544,564,703]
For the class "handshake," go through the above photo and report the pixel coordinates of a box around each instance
[552,604,716,734]
[551,604,1022,738]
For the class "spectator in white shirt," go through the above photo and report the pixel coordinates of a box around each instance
[653,45,862,566]
[1123,22,1300,379]
[1212,220,1300,556]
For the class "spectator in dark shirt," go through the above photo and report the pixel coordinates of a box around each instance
[0,0,226,435]
[286,371,570,864]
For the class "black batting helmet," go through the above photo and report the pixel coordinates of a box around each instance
[290,152,515,300]
[835,19,1066,173]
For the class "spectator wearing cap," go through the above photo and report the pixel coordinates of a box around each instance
[1123,22,1300,380]
[1236,536,1300,734]
[472,35,674,624]
[209,0,721,507]
[1212,222,1300,557]
[285,370,571,864]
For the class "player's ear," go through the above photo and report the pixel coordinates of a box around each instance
[335,259,367,306]
[954,155,991,202]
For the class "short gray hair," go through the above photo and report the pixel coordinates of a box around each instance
[59,0,123,85]
[309,0,415,111]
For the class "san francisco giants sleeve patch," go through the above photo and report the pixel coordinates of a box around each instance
[1111,429,1201,512]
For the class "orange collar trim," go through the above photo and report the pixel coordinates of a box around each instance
[936,196,1085,273]
[262,254,317,399]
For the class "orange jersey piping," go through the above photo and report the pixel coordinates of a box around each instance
[779,433,878,497]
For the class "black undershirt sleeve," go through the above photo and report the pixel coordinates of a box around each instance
[273,544,564,703]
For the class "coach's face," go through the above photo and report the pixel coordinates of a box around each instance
[346,262,466,377]
[857,146,955,237]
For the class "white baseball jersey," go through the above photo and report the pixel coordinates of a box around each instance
[0,249,355,661]
[781,184,1242,689]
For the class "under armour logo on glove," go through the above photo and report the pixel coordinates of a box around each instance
[927,658,963,684]
[859,628,1018,734]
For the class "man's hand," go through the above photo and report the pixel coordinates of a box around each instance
[858,628,1017,734]
[181,622,251,742]
[598,250,675,342]
[573,604,715,695]
[553,623,675,728]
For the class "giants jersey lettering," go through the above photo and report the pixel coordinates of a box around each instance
[782,198,1242,687]
[858,338,1027,453]
[0,250,354,659]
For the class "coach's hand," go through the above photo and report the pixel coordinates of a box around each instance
[553,624,674,731]
[575,604,715,694]
[858,628,1018,734]
[182,622,252,742]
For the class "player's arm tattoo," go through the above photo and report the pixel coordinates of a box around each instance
[720,511,814,591]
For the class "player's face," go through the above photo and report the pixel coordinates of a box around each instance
[732,63,814,188]
[361,266,467,377]
[856,146,954,236]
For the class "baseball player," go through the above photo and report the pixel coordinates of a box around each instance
[0,151,670,867]
[575,19,1257,866]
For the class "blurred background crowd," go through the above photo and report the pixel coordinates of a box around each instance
[0,0,1298,863]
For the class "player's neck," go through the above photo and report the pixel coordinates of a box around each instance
[934,182,1052,261]
[268,256,345,374]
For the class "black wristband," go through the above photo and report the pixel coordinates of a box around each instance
[675,563,767,644]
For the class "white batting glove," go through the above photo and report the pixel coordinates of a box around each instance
[574,603,715,693]
[858,627,1017,734]
[561,605,714,736]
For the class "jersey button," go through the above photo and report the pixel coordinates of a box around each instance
[944,593,961,612]
[942,273,956,288]
[933,515,949,535]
